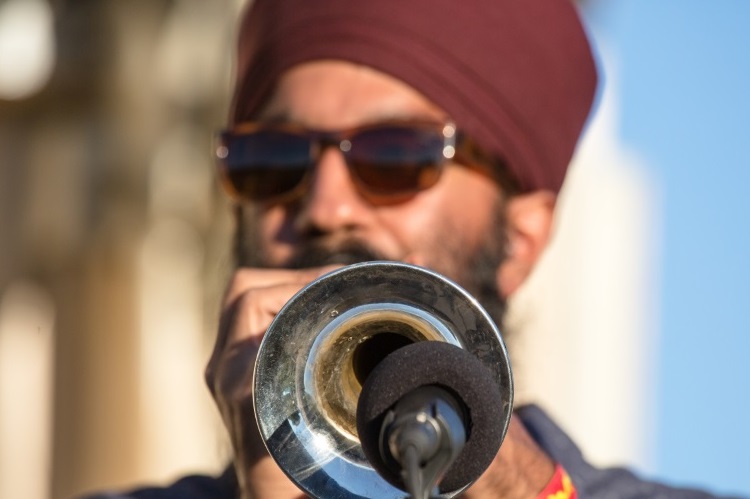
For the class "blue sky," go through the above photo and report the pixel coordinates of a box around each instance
[581,1,750,496]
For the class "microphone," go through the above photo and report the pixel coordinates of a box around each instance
[356,341,508,498]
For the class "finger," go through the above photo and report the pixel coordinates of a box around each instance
[207,265,341,396]
[231,283,306,344]
[207,281,318,390]
[223,265,341,311]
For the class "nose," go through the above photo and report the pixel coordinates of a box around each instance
[294,147,372,235]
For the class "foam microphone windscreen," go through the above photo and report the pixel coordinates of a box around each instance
[356,341,508,493]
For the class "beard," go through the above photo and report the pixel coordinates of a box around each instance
[233,204,510,333]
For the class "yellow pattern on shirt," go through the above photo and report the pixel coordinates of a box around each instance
[545,471,574,499]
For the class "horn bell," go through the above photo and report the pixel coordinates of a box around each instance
[253,261,513,498]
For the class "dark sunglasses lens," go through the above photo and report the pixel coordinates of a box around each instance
[348,126,444,193]
[222,130,312,200]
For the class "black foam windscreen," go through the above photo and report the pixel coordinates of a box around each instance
[356,341,508,493]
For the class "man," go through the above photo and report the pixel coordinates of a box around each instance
[91,0,741,498]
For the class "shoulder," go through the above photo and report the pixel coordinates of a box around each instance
[516,405,742,499]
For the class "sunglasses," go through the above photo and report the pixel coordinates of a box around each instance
[215,121,495,204]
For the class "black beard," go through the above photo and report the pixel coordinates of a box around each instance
[465,242,507,333]
[287,239,388,269]
[233,206,509,333]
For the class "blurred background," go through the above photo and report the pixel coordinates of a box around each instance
[0,1,748,498]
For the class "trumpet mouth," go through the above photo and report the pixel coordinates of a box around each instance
[310,304,455,441]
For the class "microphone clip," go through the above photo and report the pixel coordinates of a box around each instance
[379,385,467,499]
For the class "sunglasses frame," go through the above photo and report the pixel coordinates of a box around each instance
[214,120,508,204]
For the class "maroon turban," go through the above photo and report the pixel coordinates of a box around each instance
[232,0,598,194]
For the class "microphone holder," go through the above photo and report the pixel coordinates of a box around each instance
[378,385,467,499]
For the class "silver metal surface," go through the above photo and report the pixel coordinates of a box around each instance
[253,261,513,498]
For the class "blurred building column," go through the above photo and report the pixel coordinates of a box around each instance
[0,282,56,499]
[1,0,241,497]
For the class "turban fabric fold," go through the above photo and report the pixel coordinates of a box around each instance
[232,0,598,194]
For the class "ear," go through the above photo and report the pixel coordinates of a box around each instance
[497,190,556,298]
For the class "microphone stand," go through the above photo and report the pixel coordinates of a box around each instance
[378,386,467,499]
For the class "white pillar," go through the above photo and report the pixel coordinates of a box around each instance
[0,281,56,499]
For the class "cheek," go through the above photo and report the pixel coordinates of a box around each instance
[442,169,503,239]
[378,169,502,268]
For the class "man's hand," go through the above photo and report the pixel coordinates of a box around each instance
[205,266,337,499]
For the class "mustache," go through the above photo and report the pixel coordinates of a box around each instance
[286,238,390,269]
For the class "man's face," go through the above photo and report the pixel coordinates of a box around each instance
[234,60,511,323]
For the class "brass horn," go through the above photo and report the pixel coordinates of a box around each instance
[253,261,513,498]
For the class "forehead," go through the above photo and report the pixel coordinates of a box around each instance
[257,60,449,129]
